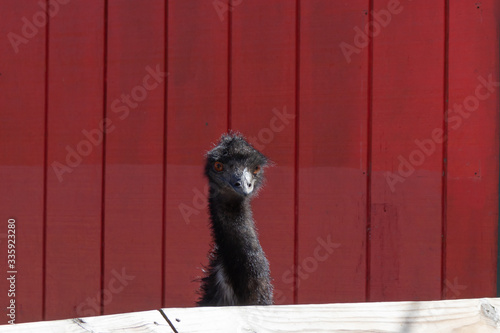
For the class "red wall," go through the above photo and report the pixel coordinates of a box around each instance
[1,0,499,323]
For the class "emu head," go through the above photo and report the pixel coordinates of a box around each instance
[205,133,268,199]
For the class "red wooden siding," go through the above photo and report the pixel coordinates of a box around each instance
[446,1,500,298]
[0,1,47,322]
[0,0,498,324]
[298,0,369,303]
[44,1,105,320]
[370,0,445,301]
[164,0,227,306]
[103,0,165,315]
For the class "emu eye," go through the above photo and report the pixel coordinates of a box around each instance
[253,165,261,175]
[214,161,224,172]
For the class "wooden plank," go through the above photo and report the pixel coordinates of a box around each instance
[164,0,228,307]
[370,0,444,301]
[44,0,105,320]
[0,310,172,333]
[103,0,165,314]
[163,298,500,332]
[445,0,499,298]
[0,0,47,324]
[3,298,500,332]
[230,0,296,305]
[298,0,369,303]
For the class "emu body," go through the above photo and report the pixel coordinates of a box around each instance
[198,133,273,306]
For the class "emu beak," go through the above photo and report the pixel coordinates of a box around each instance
[231,168,254,196]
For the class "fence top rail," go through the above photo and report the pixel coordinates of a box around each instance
[1,297,499,332]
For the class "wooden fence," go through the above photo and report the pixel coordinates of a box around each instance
[0,0,499,324]
[2,298,500,332]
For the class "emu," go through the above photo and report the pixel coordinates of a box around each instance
[197,133,273,306]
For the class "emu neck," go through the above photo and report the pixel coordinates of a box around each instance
[208,192,261,253]
[202,186,272,306]
[208,190,265,282]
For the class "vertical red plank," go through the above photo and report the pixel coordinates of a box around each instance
[446,0,499,298]
[298,0,369,303]
[164,0,228,307]
[370,0,444,301]
[231,0,296,304]
[0,1,46,324]
[44,1,105,320]
[104,0,165,314]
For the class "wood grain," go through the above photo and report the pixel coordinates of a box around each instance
[163,298,500,332]
[0,310,172,333]
[4,298,500,332]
